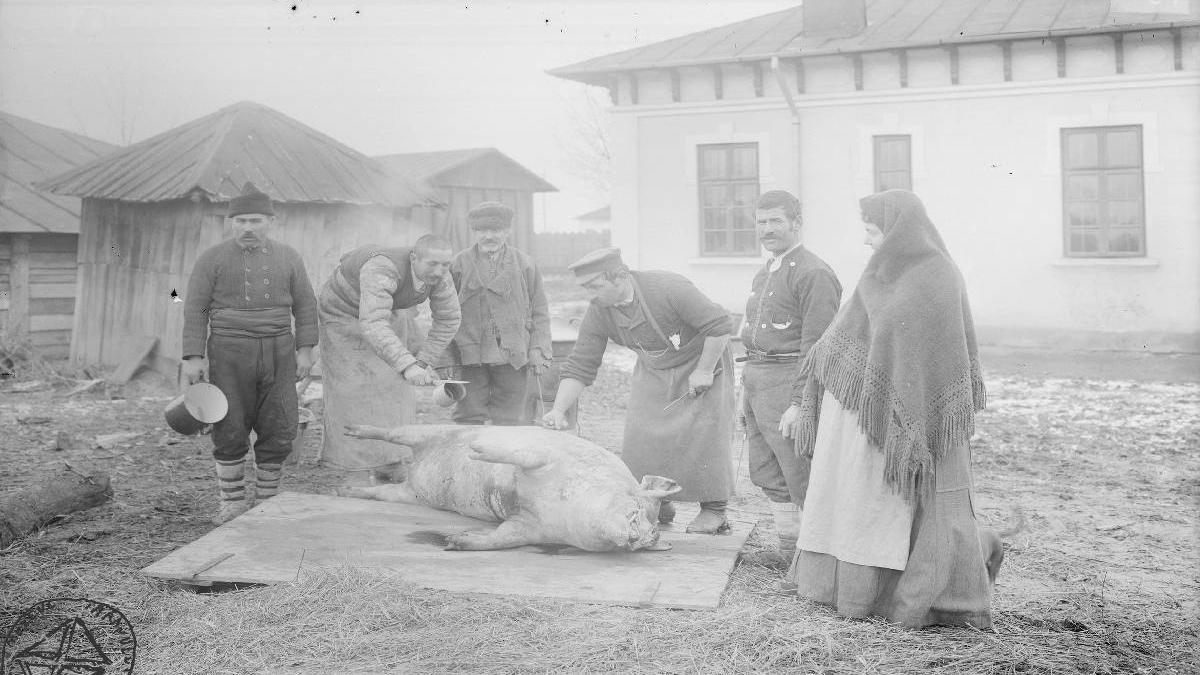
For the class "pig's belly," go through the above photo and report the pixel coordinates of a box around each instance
[407,446,519,522]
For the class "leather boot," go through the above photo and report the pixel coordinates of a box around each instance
[657,500,676,525]
[771,501,802,562]
[212,458,251,525]
[686,501,730,534]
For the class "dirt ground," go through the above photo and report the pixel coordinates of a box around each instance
[1,344,1197,673]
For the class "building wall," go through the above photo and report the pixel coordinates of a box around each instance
[609,29,1200,352]
[0,233,77,357]
[72,198,420,369]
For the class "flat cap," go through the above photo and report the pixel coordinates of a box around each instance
[467,201,514,230]
[227,181,274,218]
[567,247,625,283]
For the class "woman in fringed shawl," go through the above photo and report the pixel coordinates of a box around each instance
[778,189,1002,629]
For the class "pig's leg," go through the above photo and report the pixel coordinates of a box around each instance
[336,483,418,504]
[467,441,550,471]
[444,518,544,551]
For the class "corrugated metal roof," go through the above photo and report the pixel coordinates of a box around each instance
[38,101,432,206]
[0,112,116,233]
[374,147,557,193]
[550,0,1200,82]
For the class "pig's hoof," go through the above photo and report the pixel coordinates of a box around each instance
[642,541,673,552]
[444,533,468,550]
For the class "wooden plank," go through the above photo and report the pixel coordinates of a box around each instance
[6,233,30,341]
[30,282,76,298]
[141,492,754,611]
[30,297,75,316]
[29,314,74,332]
[107,335,158,384]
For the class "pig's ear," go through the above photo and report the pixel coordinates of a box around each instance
[637,475,681,498]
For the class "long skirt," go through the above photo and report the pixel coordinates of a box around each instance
[785,392,993,629]
[318,286,418,472]
[621,347,735,503]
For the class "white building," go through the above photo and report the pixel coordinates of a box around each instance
[551,0,1200,353]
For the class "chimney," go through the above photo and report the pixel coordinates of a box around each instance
[802,0,867,40]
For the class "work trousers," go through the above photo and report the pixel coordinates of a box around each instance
[453,362,531,425]
[743,361,811,504]
[207,333,298,464]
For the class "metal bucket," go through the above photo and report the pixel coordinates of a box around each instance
[164,382,229,435]
[432,381,467,408]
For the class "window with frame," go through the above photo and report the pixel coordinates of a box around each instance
[873,135,912,192]
[698,143,758,256]
[1061,126,1145,257]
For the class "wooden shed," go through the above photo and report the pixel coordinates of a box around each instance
[375,148,556,253]
[0,112,116,358]
[38,101,433,372]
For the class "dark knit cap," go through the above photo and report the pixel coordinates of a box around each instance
[228,182,274,217]
[467,201,514,230]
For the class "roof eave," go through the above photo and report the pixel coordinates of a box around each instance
[550,19,1200,81]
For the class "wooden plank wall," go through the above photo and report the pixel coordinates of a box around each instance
[0,233,78,358]
[71,198,424,369]
[429,186,535,255]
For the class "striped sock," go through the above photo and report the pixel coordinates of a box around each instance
[256,462,283,500]
[215,458,247,504]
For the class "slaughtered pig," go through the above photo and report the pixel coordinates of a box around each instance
[338,424,680,552]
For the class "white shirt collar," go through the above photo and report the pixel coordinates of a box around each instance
[767,242,803,272]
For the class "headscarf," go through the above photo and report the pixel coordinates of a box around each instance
[791,190,986,500]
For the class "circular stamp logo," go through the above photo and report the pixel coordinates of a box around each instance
[1,598,135,675]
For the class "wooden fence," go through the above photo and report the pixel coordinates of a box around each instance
[533,230,611,271]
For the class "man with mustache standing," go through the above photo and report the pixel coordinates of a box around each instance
[741,190,841,562]
[441,202,551,425]
[182,182,318,525]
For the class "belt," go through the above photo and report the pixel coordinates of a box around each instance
[735,351,801,364]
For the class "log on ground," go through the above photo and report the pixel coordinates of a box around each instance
[0,463,112,548]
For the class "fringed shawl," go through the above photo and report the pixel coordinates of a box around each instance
[790,190,986,501]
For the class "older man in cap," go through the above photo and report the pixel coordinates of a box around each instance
[441,201,551,425]
[182,182,318,525]
[317,234,461,480]
[542,248,736,534]
[741,189,842,562]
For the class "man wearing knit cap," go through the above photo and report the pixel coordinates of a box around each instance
[741,189,842,563]
[182,182,318,525]
[543,247,736,534]
[441,201,551,425]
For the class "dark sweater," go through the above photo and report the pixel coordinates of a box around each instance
[182,239,318,358]
[741,245,842,359]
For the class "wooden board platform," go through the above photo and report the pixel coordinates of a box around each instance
[141,492,756,610]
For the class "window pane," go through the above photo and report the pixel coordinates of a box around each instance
[705,231,727,252]
[699,148,727,179]
[1108,229,1143,253]
[701,184,730,207]
[733,183,758,206]
[1105,129,1141,167]
[1068,202,1099,227]
[1069,230,1100,254]
[878,137,910,171]
[731,147,757,178]
[731,206,753,229]
[733,230,757,253]
[879,170,911,191]
[1107,200,1141,227]
[702,208,727,230]
[1065,132,1099,168]
[1105,172,1141,200]
[1066,174,1099,200]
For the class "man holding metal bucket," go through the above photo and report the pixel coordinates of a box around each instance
[181,182,319,525]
